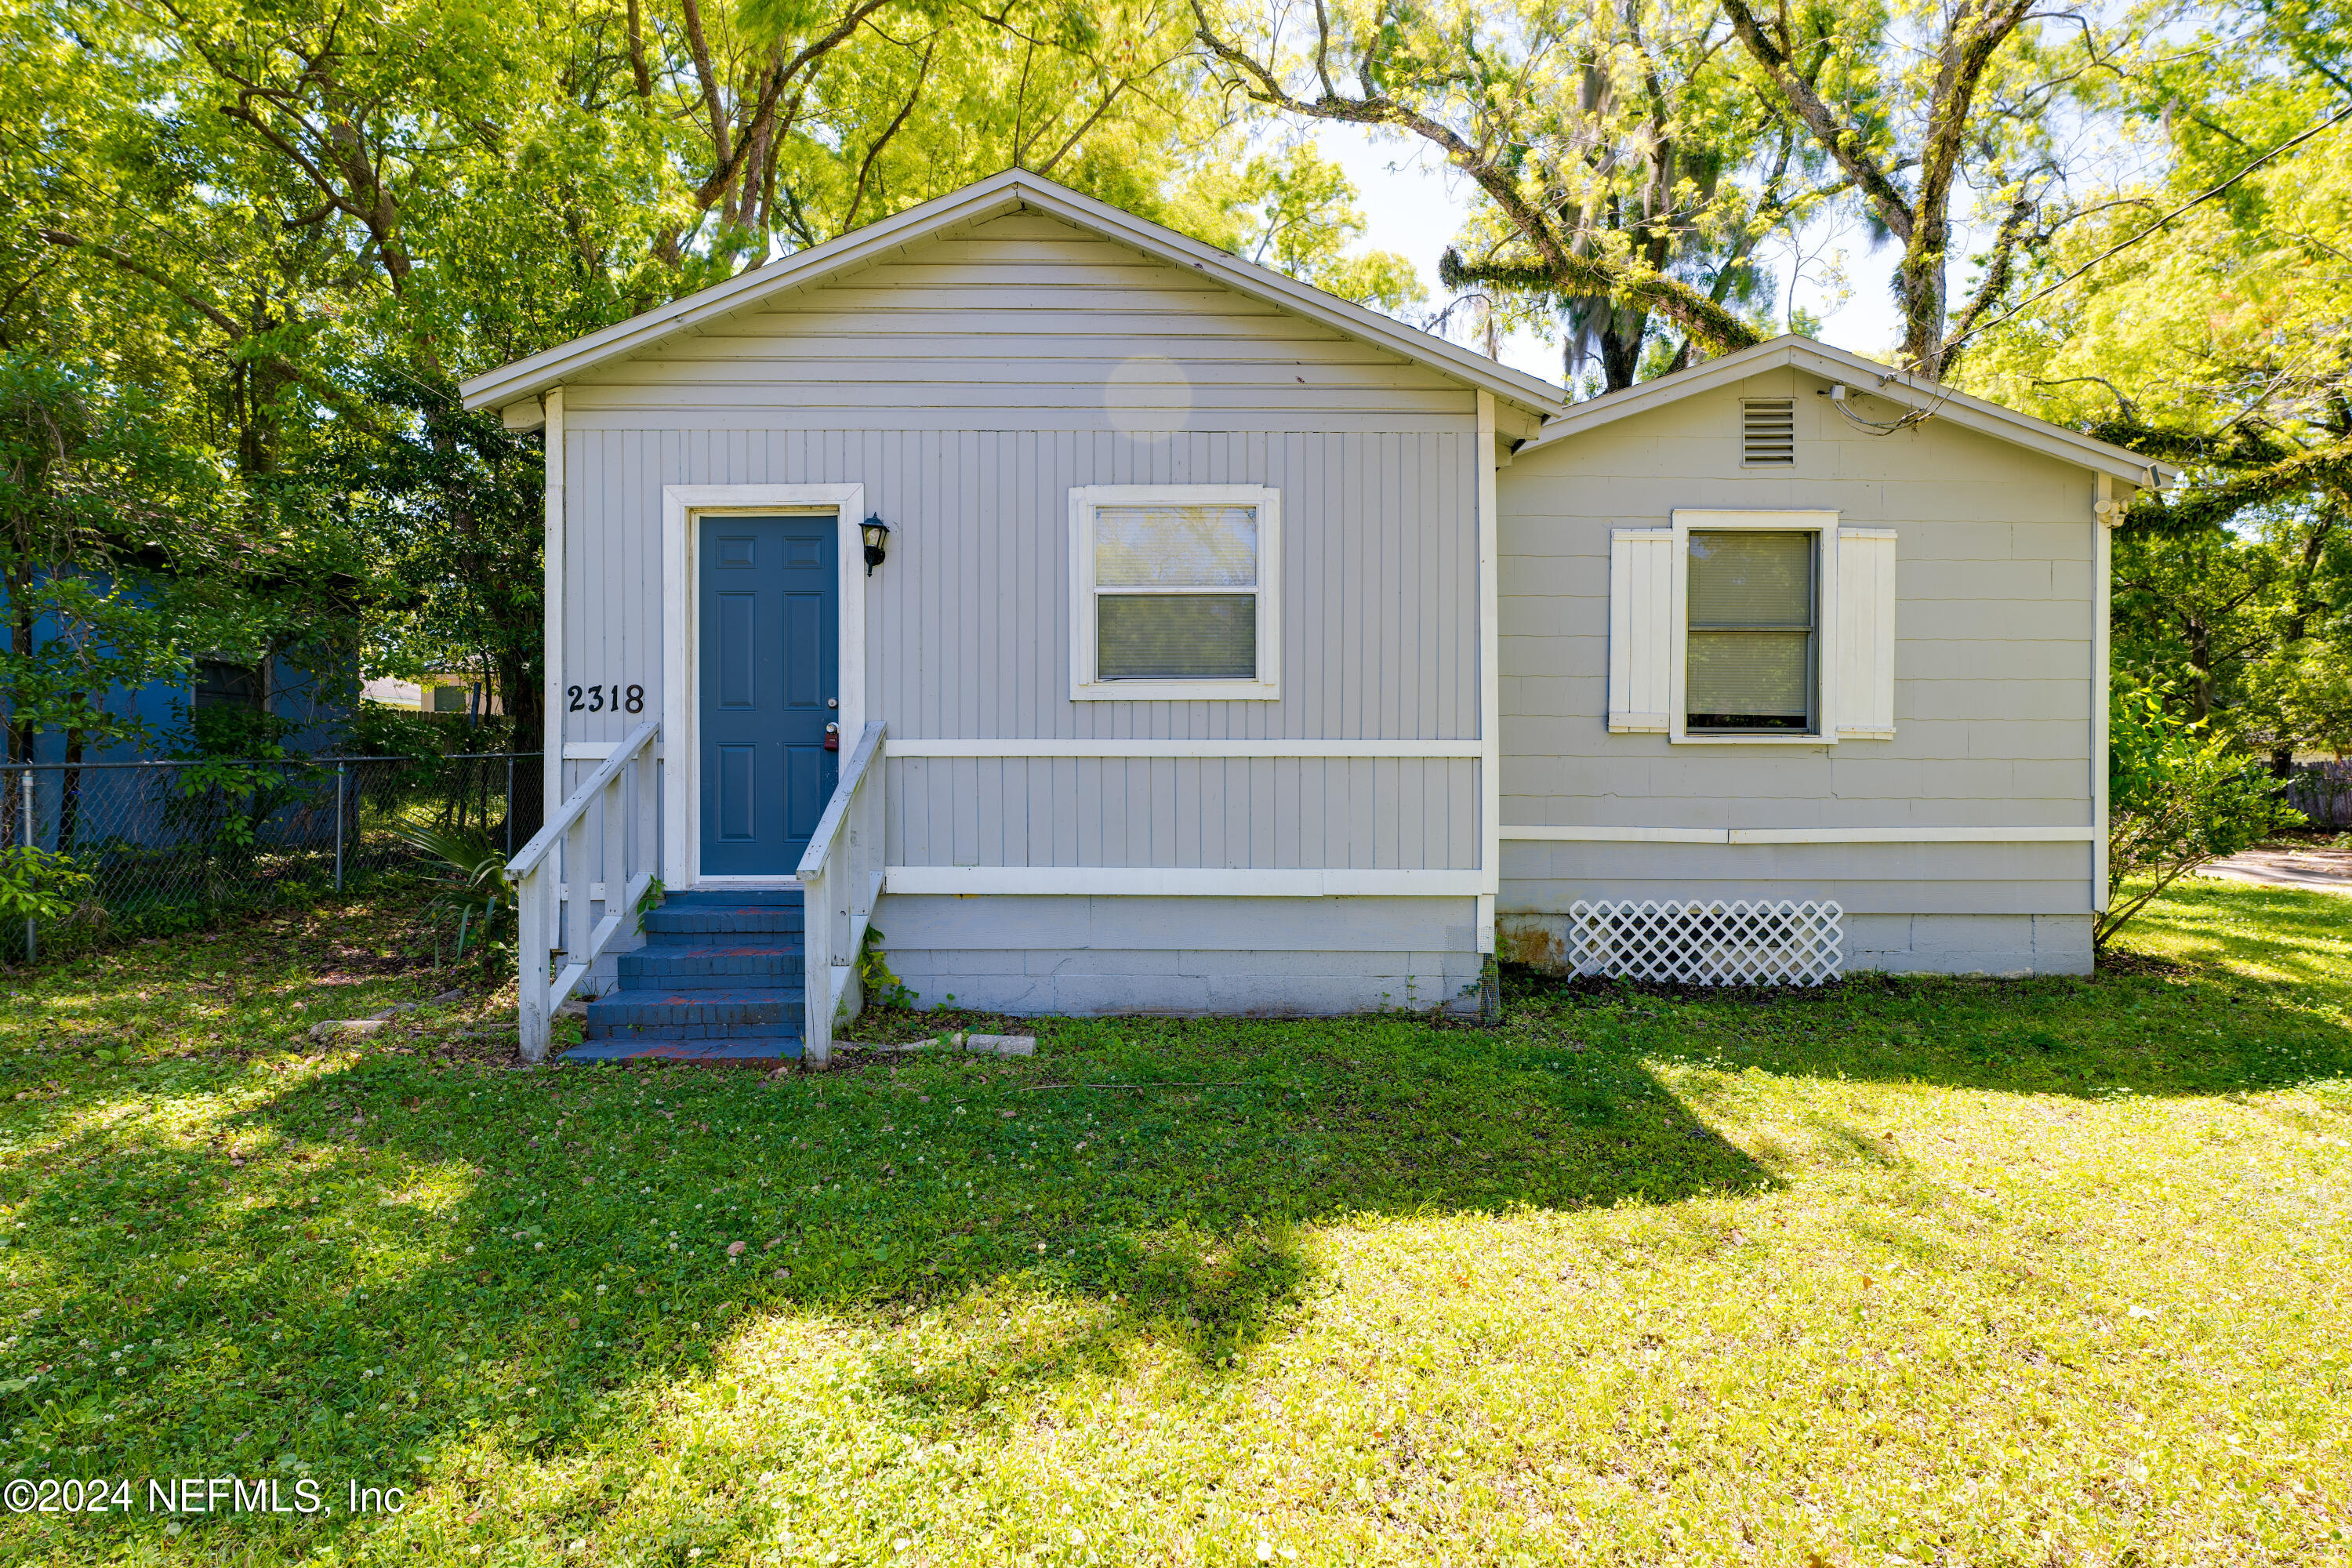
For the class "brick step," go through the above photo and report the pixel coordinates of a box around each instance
[619,941,804,987]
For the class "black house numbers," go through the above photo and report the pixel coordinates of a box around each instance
[568,683,644,714]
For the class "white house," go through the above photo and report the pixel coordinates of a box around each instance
[459,169,2171,1066]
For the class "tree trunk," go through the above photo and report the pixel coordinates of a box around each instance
[1599,314,1643,391]
[1899,225,1950,378]
[499,650,543,847]
[2187,620,2212,723]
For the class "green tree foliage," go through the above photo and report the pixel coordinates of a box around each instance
[326,377,547,763]
[1716,0,2111,379]
[0,360,207,767]
[0,0,1403,771]
[0,843,93,927]
[1963,7,2352,764]
[1209,143,1423,311]
[1193,0,2117,387]
[1193,0,1821,388]
[2101,688,2303,944]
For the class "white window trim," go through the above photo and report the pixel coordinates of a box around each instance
[1068,484,1281,702]
[1669,508,1840,746]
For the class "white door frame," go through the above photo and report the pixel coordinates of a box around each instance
[661,484,867,888]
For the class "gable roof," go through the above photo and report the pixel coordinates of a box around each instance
[458,169,1567,422]
[1518,335,2176,488]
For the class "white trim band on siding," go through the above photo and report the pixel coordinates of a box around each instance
[884,739,1483,759]
[881,866,1484,897]
[1502,825,2098,844]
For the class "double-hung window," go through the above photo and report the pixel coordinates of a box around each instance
[1685,529,1817,732]
[1607,508,1895,742]
[1069,485,1281,700]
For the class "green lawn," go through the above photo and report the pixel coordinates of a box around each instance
[1,882,2347,1565]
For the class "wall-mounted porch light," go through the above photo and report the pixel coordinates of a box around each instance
[861,515,891,576]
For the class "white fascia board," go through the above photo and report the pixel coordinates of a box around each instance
[459,170,1567,422]
[1519,336,2175,488]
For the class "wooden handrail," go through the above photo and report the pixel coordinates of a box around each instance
[512,717,659,1064]
[508,717,658,878]
[795,722,886,882]
[797,720,886,1070]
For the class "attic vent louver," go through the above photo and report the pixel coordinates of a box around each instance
[1742,398,1797,466]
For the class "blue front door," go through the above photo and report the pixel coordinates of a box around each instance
[699,514,839,876]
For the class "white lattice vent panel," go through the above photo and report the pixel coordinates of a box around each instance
[1565,899,1843,986]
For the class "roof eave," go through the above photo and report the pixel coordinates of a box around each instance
[1522,336,2176,489]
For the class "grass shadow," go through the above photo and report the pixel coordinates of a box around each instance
[0,1004,1769,1555]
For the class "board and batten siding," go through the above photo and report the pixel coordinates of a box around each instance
[552,212,1485,878]
[1496,367,2099,964]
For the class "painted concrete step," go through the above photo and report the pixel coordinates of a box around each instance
[586,985,805,1033]
[562,1036,803,1065]
[618,941,804,987]
[659,887,803,906]
[640,903,805,937]
[583,1022,810,1042]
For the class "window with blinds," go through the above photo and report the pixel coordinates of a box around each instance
[1094,503,1259,681]
[1071,486,1281,699]
[1686,529,1816,731]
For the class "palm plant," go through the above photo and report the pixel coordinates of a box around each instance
[396,822,514,965]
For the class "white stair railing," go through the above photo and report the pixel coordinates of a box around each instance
[796,720,886,1070]
[509,717,660,1063]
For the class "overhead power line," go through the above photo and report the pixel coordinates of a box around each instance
[1945,96,2352,356]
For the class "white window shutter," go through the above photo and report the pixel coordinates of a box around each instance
[1835,527,1897,737]
[1608,528,1676,732]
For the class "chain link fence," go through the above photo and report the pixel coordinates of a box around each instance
[2,753,541,960]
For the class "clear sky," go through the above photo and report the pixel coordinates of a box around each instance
[1312,123,1913,388]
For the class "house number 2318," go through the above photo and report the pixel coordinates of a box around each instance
[568,683,644,713]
